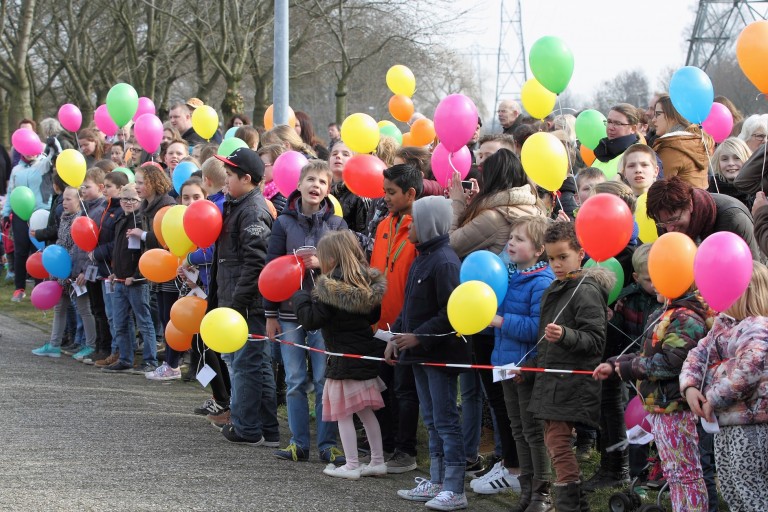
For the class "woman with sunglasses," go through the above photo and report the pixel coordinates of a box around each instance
[592,103,644,180]
[651,94,713,189]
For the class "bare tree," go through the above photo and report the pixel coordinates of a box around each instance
[591,69,650,114]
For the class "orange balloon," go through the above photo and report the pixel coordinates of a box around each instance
[138,249,179,282]
[401,132,413,147]
[165,321,193,351]
[410,118,436,146]
[263,104,296,130]
[389,95,414,123]
[153,206,171,249]
[648,232,697,299]
[736,21,768,94]
[170,296,208,334]
[580,144,596,166]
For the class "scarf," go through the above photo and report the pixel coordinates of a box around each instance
[263,180,280,200]
[57,212,78,252]
[686,188,717,241]
[593,134,640,163]
[508,260,548,282]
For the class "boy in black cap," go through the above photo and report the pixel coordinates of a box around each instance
[209,148,280,445]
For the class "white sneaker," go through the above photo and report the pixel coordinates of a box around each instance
[470,461,503,490]
[472,465,520,494]
[360,463,387,476]
[425,490,468,511]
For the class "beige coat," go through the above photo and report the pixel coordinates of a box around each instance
[652,129,712,189]
[449,186,542,258]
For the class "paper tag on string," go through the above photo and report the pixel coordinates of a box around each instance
[72,282,88,296]
[188,287,207,300]
[85,265,99,282]
[493,363,520,382]
[128,235,141,249]
[104,280,114,294]
[701,416,720,434]
[196,364,216,388]
[627,425,654,445]
[182,267,199,284]
[374,329,394,343]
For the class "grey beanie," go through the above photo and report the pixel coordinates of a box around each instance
[411,196,452,243]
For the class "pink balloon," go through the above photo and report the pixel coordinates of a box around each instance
[134,114,163,153]
[58,104,82,133]
[433,94,479,153]
[272,151,308,197]
[94,104,118,137]
[625,395,651,431]
[431,143,472,187]
[694,231,753,311]
[11,128,43,157]
[133,97,156,122]
[30,281,63,310]
[701,102,734,144]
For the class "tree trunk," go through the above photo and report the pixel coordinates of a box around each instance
[9,0,36,127]
[221,81,245,120]
[335,73,349,125]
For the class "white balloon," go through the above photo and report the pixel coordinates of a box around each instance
[29,209,49,231]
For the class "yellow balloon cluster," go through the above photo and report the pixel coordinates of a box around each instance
[341,113,380,154]
[200,307,249,353]
[386,65,416,97]
[57,149,87,187]
[447,281,497,335]
[192,105,219,140]
[161,205,195,257]
[520,132,568,191]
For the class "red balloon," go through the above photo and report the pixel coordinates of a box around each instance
[26,252,49,279]
[575,193,633,262]
[71,216,99,252]
[183,200,222,248]
[258,255,305,302]
[342,154,387,199]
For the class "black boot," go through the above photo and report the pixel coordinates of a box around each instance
[553,482,583,512]
[510,474,532,512]
[525,479,553,512]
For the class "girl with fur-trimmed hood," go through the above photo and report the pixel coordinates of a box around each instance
[292,230,388,481]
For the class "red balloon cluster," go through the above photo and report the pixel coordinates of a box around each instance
[259,255,305,302]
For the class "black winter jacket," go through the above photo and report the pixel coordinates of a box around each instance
[34,193,63,244]
[394,234,470,371]
[112,211,144,280]
[331,181,371,234]
[208,188,273,316]
[92,198,124,277]
[293,269,386,380]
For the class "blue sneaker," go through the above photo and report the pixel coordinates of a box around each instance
[320,446,347,466]
[73,346,95,361]
[32,344,61,358]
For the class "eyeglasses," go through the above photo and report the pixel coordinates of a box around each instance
[604,119,632,127]
[653,111,664,118]
[119,198,140,204]
[655,213,682,228]
[751,133,767,141]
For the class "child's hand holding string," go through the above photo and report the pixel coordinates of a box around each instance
[544,323,563,342]
[685,387,714,422]
[393,333,420,351]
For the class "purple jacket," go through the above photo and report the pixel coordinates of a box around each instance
[680,315,768,427]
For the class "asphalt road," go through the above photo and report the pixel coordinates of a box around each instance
[0,313,509,511]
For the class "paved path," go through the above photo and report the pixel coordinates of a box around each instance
[0,313,509,511]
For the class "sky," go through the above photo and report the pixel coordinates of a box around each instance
[451,0,699,114]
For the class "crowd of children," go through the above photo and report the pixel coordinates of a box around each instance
[2,97,768,512]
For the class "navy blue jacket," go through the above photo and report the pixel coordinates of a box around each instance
[492,265,555,367]
[394,234,470,371]
[92,198,124,277]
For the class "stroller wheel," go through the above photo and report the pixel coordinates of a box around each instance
[609,492,634,512]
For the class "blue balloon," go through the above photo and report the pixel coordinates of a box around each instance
[669,66,714,124]
[459,250,508,307]
[42,245,72,279]
[30,236,45,251]
[225,126,238,140]
[172,161,198,194]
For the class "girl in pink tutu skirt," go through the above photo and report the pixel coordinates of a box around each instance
[292,230,388,480]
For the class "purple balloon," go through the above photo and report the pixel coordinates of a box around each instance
[431,143,472,187]
[30,281,63,310]
[694,231,753,312]
[133,97,156,122]
[134,114,163,153]
[11,128,44,157]
[625,396,651,431]
[433,94,478,153]
[272,151,308,197]
[701,103,734,144]
[94,104,118,137]
[58,104,83,133]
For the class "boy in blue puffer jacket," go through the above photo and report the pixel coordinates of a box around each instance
[489,215,555,512]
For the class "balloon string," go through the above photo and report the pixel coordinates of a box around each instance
[447,152,459,188]
[556,95,579,195]
[702,130,719,194]
[762,139,767,196]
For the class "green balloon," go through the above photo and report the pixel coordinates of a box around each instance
[106,83,139,127]
[575,109,607,151]
[115,167,135,183]
[529,36,574,95]
[584,257,625,305]
[379,124,403,145]
[9,186,35,221]
[217,137,248,156]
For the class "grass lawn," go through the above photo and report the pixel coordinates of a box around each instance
[0,274,53,330]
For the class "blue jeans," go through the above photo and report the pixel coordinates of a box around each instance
[460,370,483,461]
[103,280,135,353]
[112,282,157,366]
[413,365,466,494]
[279,319,336,452]
[222,314,279,441]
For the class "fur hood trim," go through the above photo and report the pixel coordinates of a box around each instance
[313,268,387,314]
[580,266,617,295]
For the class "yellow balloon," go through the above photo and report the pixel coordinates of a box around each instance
[520,132,568,191]
[57,149,87,187]
[447,281,497,335]
[328,194,343,217]
[200,307,248,353]
[521,78,557,120]
[191,105,218,140]
[161,205,195,257]
[341,113,380,154]
[636,193,659,243]
[386,65,416,97]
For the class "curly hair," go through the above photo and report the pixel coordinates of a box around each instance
[544,219,581,251]
[645,176,693,222]
[136,162,172,196]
